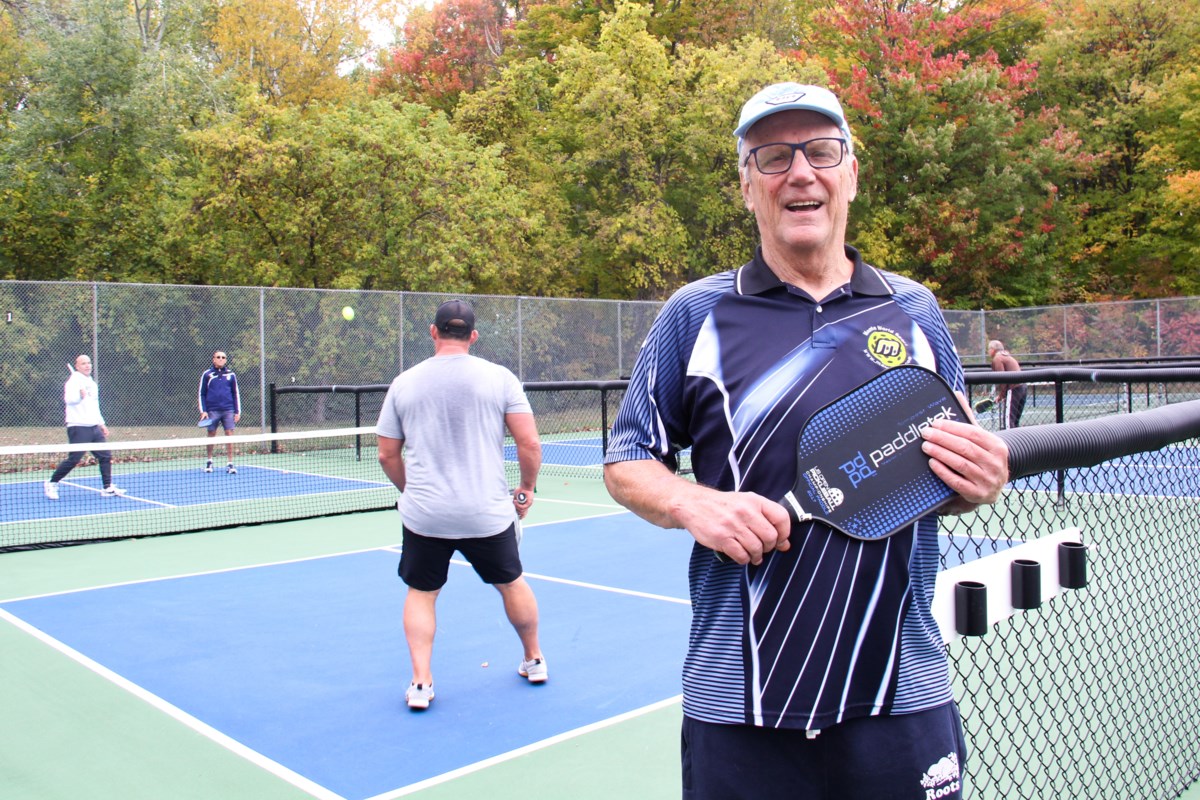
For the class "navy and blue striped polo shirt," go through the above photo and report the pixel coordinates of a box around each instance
[605,246,965,731]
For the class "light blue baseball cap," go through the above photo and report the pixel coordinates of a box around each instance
[734,83,854,155]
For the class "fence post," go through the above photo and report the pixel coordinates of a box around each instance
[259,288,267,433]
[92,282,99,370]
[601,387,610,457]
[979,308,986,360]
[1156,299,1162,358]
[269,382,278,452]
[617,303,624,380]
[355,390,362,461]
[1055,380,1066,503]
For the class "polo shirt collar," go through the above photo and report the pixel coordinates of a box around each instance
[735,246,894,298]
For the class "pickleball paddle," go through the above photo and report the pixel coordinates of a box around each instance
[515,491,527,546]
[716,365,969,561]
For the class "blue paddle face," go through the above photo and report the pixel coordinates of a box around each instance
[784,365,967,541]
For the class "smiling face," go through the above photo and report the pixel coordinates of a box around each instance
[739,109,858,272]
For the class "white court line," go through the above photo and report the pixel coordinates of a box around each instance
[2,508,683,799]
[1,505,153,527]
[3,470,392,527]
[0,545,400,604]
[519,569,690,606]
[1,485,389,528]
[526,460,607,469]
[531,497,623,508]
[0,506,635,602]
[246,464,393,487]
[53,480,177,507]
[535,441,604,448]
[0,607,345,800]
[365,695,682,800]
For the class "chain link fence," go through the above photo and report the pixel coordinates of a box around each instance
[0,281,660,444]
[942,441,1200,799]
[4,280,1200,444]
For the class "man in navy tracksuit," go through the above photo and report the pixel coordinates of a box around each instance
[198,351,241,474]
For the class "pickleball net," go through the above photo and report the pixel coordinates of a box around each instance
[0,427,394,550]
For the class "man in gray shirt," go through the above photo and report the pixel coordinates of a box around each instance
[377,299,544,710]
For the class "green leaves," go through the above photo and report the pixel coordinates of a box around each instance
[166,96,536,292]
[3,0,1200,304]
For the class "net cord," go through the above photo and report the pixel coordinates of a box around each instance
[0,426,378,457]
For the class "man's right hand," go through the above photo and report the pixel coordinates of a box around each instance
[604,460,792,566]
[674,487,792,565]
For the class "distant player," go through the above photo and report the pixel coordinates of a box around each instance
[44,355,126,499]
[198,351,241,473]
[988,340,1027,429]
[377,300,544,710]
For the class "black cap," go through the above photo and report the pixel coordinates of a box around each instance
[435,299,475,334]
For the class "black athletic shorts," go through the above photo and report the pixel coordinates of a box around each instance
[398,524,522,592]
[681,702,967,800]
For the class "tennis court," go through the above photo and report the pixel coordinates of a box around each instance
[3,428,1200,799]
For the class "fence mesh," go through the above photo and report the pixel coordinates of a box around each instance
[942,444,1200,799]
[5,280,1200,446]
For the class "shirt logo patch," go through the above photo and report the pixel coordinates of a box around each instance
[865,327,908,368]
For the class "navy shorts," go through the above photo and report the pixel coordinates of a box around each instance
[681,702,967,800]
[205,410,236,432]
[399,524,522,591]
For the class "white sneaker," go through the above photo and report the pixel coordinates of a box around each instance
[101,485,127,497]
[44,481,59,500]
[405,682,434,710]
[518,657,548,683]
[204,461,213,473]
[227,463,237,474]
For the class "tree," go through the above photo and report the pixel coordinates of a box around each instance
[371,0,510,112]
[793,0,1092,308]
[164,95,542,293]
[208,0,394,106]
[0,0,227,282]
[1031,0,1200,299]
[0,2,30,119]
[459,2,831,299]
[1135,58,1200,296]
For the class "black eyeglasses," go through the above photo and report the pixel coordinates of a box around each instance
[214,355,227,359]
[742,138,847,174]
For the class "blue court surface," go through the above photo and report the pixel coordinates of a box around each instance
[1,514,695,800]
[504,437,604,467]
[2,465,390,524]
[1009,446,1200,496]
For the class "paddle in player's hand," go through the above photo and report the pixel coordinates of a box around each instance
[716,365,969,561]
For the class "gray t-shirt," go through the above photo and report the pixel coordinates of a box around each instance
[376,353,532,538]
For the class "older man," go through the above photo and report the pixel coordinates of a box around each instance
[45,355,126,499]
[604,84,1009,799]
